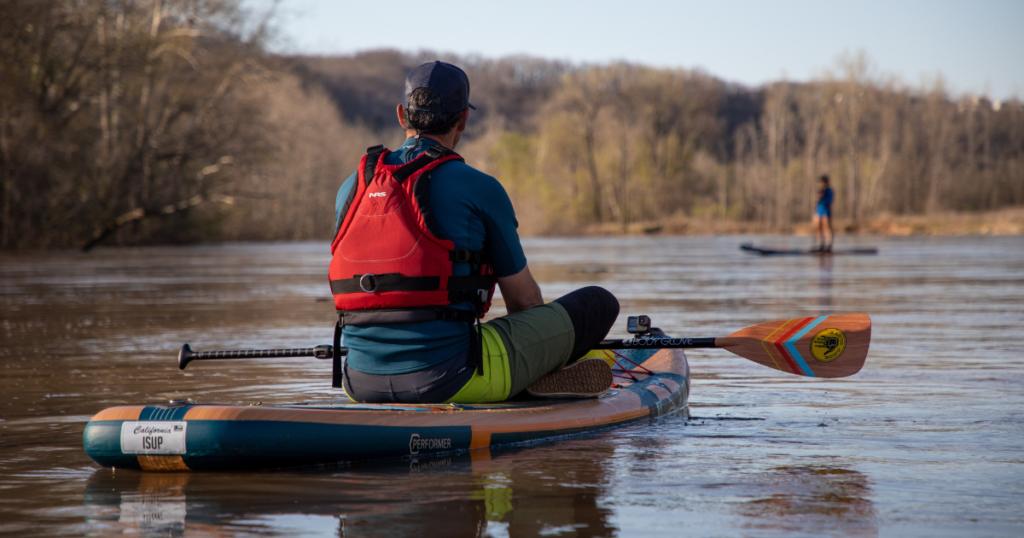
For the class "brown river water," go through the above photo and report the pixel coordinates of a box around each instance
[1,236,1022,537]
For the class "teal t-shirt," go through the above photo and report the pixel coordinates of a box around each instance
[334,137,527,375]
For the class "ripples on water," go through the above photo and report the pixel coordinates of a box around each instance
[1,236,1022,536]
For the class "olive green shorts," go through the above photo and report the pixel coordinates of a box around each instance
[447,302,575,403]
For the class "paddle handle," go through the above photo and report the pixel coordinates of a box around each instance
[594,337,718,350]
[177,344,342,370]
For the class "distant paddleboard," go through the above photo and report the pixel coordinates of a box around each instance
[740,243,879,256]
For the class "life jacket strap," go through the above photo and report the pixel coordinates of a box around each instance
[330,274,494,297]
[330,274,441,294]
[446,275,495,304]
[332,320,343,389]
[471,317,484,375]
[338,307,478,326]
[362,145,385,186]
[449,249,486,263]
[393,148,459,182]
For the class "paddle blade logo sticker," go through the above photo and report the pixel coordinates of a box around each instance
[810,328,846,362]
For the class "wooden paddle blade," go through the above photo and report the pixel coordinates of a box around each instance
[715,313,871,378]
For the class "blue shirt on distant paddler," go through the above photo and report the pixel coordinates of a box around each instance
[816,181,833,218]
[814,174,834,252]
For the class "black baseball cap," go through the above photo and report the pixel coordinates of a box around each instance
[404,61,476,116]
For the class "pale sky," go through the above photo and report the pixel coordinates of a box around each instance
[252,0,1024,100]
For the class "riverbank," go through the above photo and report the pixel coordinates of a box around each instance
[580,206,1024,237]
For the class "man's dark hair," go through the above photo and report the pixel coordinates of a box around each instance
[819,174,830,184]
[406,88,463,135]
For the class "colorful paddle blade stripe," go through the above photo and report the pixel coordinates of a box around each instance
[772,316,830,377]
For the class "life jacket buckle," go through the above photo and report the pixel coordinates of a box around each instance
[358,273,378,293]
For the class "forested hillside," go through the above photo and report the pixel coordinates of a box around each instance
[2,0,1021,248]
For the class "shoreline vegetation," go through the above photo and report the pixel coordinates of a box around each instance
[1,1,1022,250]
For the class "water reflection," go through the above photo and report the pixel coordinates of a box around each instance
[738,466,877,536]
[817,256,834,310]
[83,441,618,537]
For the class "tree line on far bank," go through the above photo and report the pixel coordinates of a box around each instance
[1,0,1021,248]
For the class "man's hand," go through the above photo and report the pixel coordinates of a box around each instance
[496,266,543,313]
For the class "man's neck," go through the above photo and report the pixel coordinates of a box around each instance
[405,130,457,150]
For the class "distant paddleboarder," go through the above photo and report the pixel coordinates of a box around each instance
[742,175,876,256]
[814,174,834,252]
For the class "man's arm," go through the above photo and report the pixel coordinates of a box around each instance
[496,266,543,314]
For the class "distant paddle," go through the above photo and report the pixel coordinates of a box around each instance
[179,313,870,378]
[595,313,871,378]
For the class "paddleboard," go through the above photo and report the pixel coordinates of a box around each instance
[740,243,878,256]
[83,348,688,471]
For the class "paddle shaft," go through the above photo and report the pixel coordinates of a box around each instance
[595,337,718,349]
[178,337,720,370]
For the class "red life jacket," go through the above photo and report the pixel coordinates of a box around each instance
[328,144,496,326]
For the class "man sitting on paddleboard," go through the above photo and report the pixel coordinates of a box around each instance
[814,174,834,252]
[329,61,618,404]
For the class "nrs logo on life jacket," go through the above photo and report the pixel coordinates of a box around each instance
[328,145,495,323]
